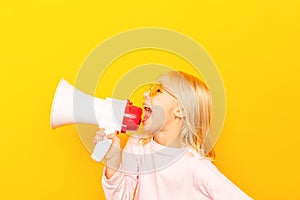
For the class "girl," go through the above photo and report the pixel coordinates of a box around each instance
[94,71,252,200]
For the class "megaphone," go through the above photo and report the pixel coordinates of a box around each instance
[50,78,142,162]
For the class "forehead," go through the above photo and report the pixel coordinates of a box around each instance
[156,75,172,87]
[156,75,180,94]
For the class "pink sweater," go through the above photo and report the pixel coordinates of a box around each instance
[102,136,252,200]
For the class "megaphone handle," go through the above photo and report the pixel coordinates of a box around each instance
[91,137,112,162]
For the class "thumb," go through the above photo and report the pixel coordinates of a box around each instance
[106,131,121,143]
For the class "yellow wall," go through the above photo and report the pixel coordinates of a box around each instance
[1,1,299,199]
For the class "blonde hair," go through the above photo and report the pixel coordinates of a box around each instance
[158,71,215,159]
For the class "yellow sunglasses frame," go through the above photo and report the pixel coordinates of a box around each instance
[149,81,177,99]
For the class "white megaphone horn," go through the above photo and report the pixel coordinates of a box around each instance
[50,78,142,162]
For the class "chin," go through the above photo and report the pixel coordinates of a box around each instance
[141,121,153,133]
[142,120,164,135]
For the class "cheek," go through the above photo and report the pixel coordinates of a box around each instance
[151,102,174,127]
[152,97,175,119]
[151,105,167,124]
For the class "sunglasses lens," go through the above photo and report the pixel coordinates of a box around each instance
[149,84,161,96]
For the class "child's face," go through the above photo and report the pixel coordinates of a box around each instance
[142,82,178,134]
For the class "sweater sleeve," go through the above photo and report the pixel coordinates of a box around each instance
[196,159,253,200]
[102,136,140,200]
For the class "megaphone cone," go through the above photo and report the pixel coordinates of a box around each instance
[51,78,98,128]
[50,78,142,162]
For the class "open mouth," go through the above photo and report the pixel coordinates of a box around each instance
[143,102,152,123]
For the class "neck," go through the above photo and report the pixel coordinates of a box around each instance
[153,130,182,148]
[152,117,183,148]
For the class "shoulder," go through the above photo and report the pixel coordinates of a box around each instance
[183,150,222,180]
[184,148,213,167]
[185,154,222,178]
[184,152,215,173]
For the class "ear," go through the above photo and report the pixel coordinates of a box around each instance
[174,106,185,119]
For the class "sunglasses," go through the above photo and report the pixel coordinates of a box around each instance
[149,82,177,99]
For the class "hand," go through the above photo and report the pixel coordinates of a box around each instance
[93,128,122,178]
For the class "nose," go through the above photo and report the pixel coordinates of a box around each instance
[144,90,150,99]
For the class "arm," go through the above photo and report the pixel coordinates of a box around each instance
[197,159,253,200]
[101,135,140,200]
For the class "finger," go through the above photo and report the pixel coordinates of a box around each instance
[106,133,114,139]
[106,132,119,140]
[93,138,100,145]
[94,134,104,140]
[96,130,106,137]
[93,134,105,144]
[106,132,121,144]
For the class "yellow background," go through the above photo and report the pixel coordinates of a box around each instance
[1,0,299,199]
